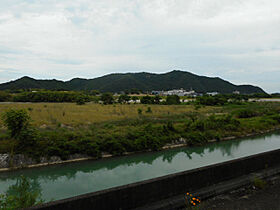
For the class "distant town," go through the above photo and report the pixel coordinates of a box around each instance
[151,88,240,97]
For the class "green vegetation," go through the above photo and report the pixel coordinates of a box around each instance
[100,92,114,104]
[166,95,180,105]
[0,101,279,162]
[12,91,92,103]
[0,176,44,209]
[0,91,11,102]
[118,94,131,104]
[0,70,265,94]
[1,109,30,138]
[253,177,267,189]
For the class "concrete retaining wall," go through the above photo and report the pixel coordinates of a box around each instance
[29,149,280,210]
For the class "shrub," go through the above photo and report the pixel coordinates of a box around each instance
[140,96,155,104]
[100,93,114,105]
[75,96,86,105]
[146,107,152,113]
[191,120,205,131]
[166,95,180,105]
[85,142,101,157]
[137,108,142,115]
[271,114,280,123]
[166,121,175,131]
[101,139,125,155]
[16,127,39,153]
[236,109,258,118]
[0,91,11,102]
[185,131,207,146]
[118,94,130,104]
[253,177,266,189]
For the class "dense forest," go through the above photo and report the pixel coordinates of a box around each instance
[0,70,265,94]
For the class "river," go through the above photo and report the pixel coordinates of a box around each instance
[0,131,280,201]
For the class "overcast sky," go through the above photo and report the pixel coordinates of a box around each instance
[0,0,279,92]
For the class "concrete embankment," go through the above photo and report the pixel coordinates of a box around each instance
[28,148,280,210]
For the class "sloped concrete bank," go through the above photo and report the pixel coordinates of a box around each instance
[28,148,280,210]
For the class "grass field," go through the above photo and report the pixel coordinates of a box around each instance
[0,103,219,127]
[0,101,280,160]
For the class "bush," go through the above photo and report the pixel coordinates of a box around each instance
[101,139,125,155]
[271,114,280,123]
[163,121,175,132]
[118,94,130,104]
[166,95,180,105]
[0,91,11,102]
[100,93,114,105]
[196,95,227,106]
[191,120,205,131]
[146,107,152,113]
[75,96,86,105]
[137,108,142,115]
[140,96,155,104]
[236,109,258,118]
[16,127,39,155]
[185,131,207,146]
[85,142,101,157]
[253,177,266,189]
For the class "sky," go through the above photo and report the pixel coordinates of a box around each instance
[0,0,279,93]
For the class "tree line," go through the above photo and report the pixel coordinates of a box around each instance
[0,90,275,106]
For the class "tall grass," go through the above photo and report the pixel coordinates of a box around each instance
[0,103,218,127]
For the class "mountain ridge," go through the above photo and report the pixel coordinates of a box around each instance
[0,70,265,94]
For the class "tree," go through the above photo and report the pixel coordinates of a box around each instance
[100,93,114,105]
[131,96,139,103]
[118,94,131,104]
[154,95,161,104]
[166,95,180,105]
[140,96,154,104]
[0,91,10,102]
[75,96,86,105]
[1,109,31,139]
[89,90,100,96]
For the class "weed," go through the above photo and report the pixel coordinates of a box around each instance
[137,108,142,115]
[253,177,266,189]
[146,107,152,113]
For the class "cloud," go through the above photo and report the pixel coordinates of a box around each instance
[0,0,279,92]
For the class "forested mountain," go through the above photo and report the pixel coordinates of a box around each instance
[0,70,265,94]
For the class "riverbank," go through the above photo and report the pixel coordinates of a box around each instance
[0,102,280,172]
[2,131,280,203]
[1,127,279,172]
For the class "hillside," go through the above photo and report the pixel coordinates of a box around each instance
[0,70,265,94]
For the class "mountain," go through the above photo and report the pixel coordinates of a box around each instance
[0,70,265,94]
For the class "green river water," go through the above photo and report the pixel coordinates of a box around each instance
[1,131,280,201]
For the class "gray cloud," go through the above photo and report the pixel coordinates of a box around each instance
[0,0,279,92]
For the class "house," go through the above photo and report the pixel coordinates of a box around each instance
[206,92,219,96]
[233,90,240,94]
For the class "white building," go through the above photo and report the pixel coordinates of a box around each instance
[206,92,219,96]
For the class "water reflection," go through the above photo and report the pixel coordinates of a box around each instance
[0,139,242,181]
[6,176,42,199]
[0,131,279,201]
